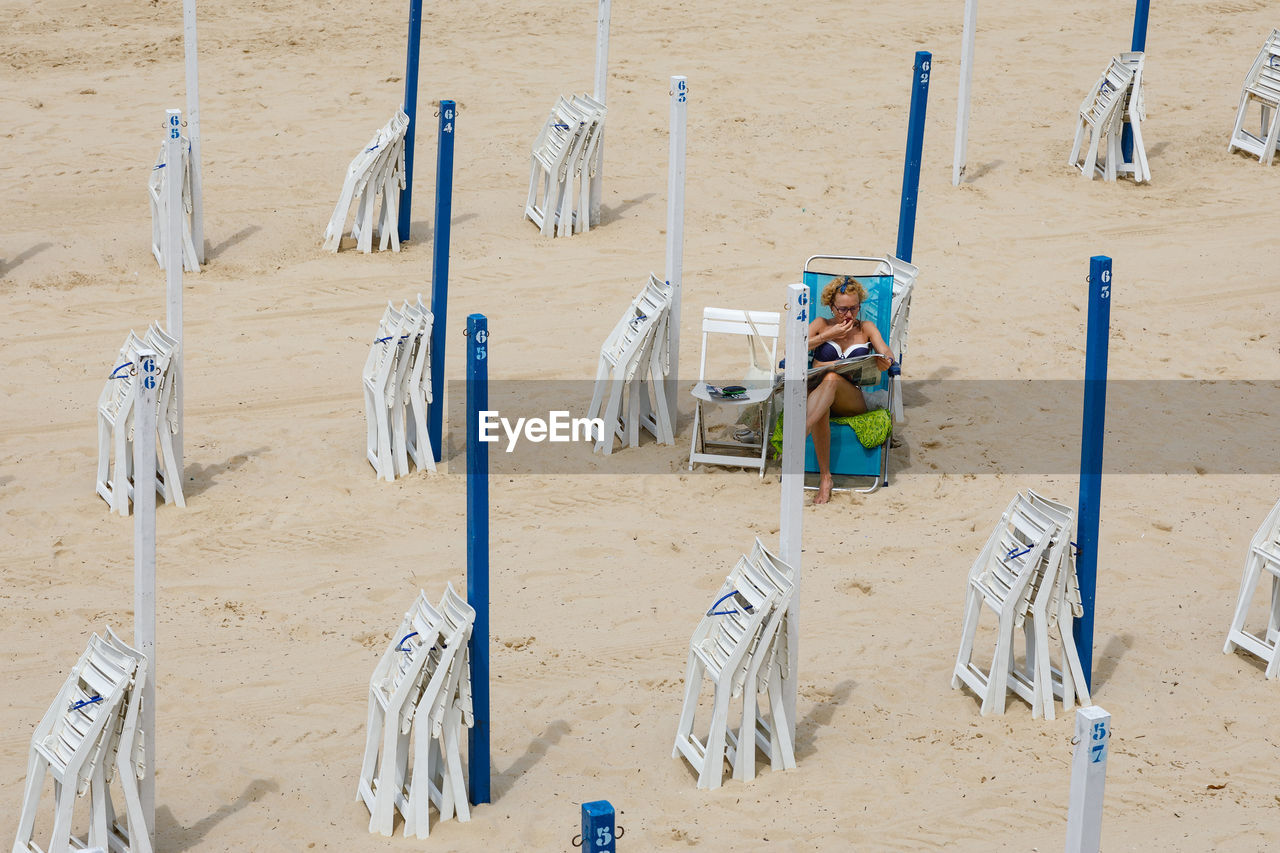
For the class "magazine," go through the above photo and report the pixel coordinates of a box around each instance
[803,353,886,390]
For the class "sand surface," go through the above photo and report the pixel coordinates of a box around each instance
[3,0,1280,849]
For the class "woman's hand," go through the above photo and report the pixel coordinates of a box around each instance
[826,316,854,340]
[874,352,894,371]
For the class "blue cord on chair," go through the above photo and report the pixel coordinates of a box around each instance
[109,362,133,380]
[1002,545,1032,563]
[396,631,419,653]
[70,695,102,712]
[707,591,754,616]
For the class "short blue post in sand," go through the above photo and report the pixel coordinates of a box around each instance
[466,314,491,805]
[428,101,456,463]
[398,0,423,243]
[581,801,617,852]
[896,50,932,264]
[1073,256,1112,693]
[1122,0,1151,162]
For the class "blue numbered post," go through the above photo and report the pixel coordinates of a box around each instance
[1122,0,1151,163]
[1073,256,1112,693]
[427,100,456,463]
[581,801,616,853]
[896,51,932,264]
[465,314,491,806]
[398,0,423,242]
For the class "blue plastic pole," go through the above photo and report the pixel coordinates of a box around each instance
[398,0,423,243]
[427,101,456,463]
[1122,0,1150,162]
[1073,255,1112,693]
[896,51,932,264]
[465,313,491,806]
[581,801,617,853]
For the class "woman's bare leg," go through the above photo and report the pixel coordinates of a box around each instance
[806,373,867,504]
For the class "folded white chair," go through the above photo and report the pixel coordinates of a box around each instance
[588,275,673,454]
[387,302,426,478]
[1070,56,1136,181]
[357,590,447,836]
[526,98,586,237]
[324,110,410,253]
[404,583,476,838]
[873,254,918,422]
[364,303,410,481]
[1228,29,1280,165]
[404,296,437,475]
[951,494,1056,715]
[96,331,145,515]
[147,139,199,273]
[567,94,607,235]
[673,553,780,790]
[95,326,184,515]
[13,633,133,853]
[1000,491,1089,720]
[727,539,797,783]
[1223,496,1280,677]
[688,307,781,478]
[1107,51,1151,183]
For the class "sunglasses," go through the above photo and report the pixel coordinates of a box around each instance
[832,305,860,315]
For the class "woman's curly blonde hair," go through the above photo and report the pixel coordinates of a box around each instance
[820,275,867,309]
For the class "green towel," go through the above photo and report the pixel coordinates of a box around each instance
[770,408,892,456]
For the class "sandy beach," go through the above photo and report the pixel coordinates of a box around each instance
[3,0,1280,849]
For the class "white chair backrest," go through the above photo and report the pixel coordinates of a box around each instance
[696,307,781,386]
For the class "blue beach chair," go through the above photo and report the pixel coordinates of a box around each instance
[801,254,915,493]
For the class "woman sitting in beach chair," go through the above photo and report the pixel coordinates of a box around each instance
[805,276,893,504]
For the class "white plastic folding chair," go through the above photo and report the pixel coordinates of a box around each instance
[14,634,132,853]
[673,556,779,790]
[404,296,437,475]
[688,308,781,478]
[1109,52,1151,183]
[526,98,586,237]
[1223,497,1280,677]
[140,324,184,508]
[96,332,144,515]
[1228,29,1280,165]
[387,302,426,478]
[357,591,446,836]
[1069,56,1136,181]
[324,111,410,253]
[364,303,410,481]
[951,495,1056,715]
[588,276,672,454]
[404,584,476,838]
[726,539,797,783]
[568,94,607,235]
[64,628,151,853]
[147,139,199,273]
[873,254,918,423]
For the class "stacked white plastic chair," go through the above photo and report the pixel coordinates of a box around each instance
[1228,29,1280,165]
[363,298,436,481]
[357,584,475,837]
[673,538,797,790]
[95,325,185,515]
[14,628,152,853]
[324,110,410,253]
[951,490,1091,717]
[525,94,606,237]
[1223,497,1280,677]
[147,137,199,272]
[1112,52,1151,183]
[1069,55,1137,182]
[873,254,918,422]
[587,275,674,454]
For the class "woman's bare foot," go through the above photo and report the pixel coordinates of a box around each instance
[815,475,835,504]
